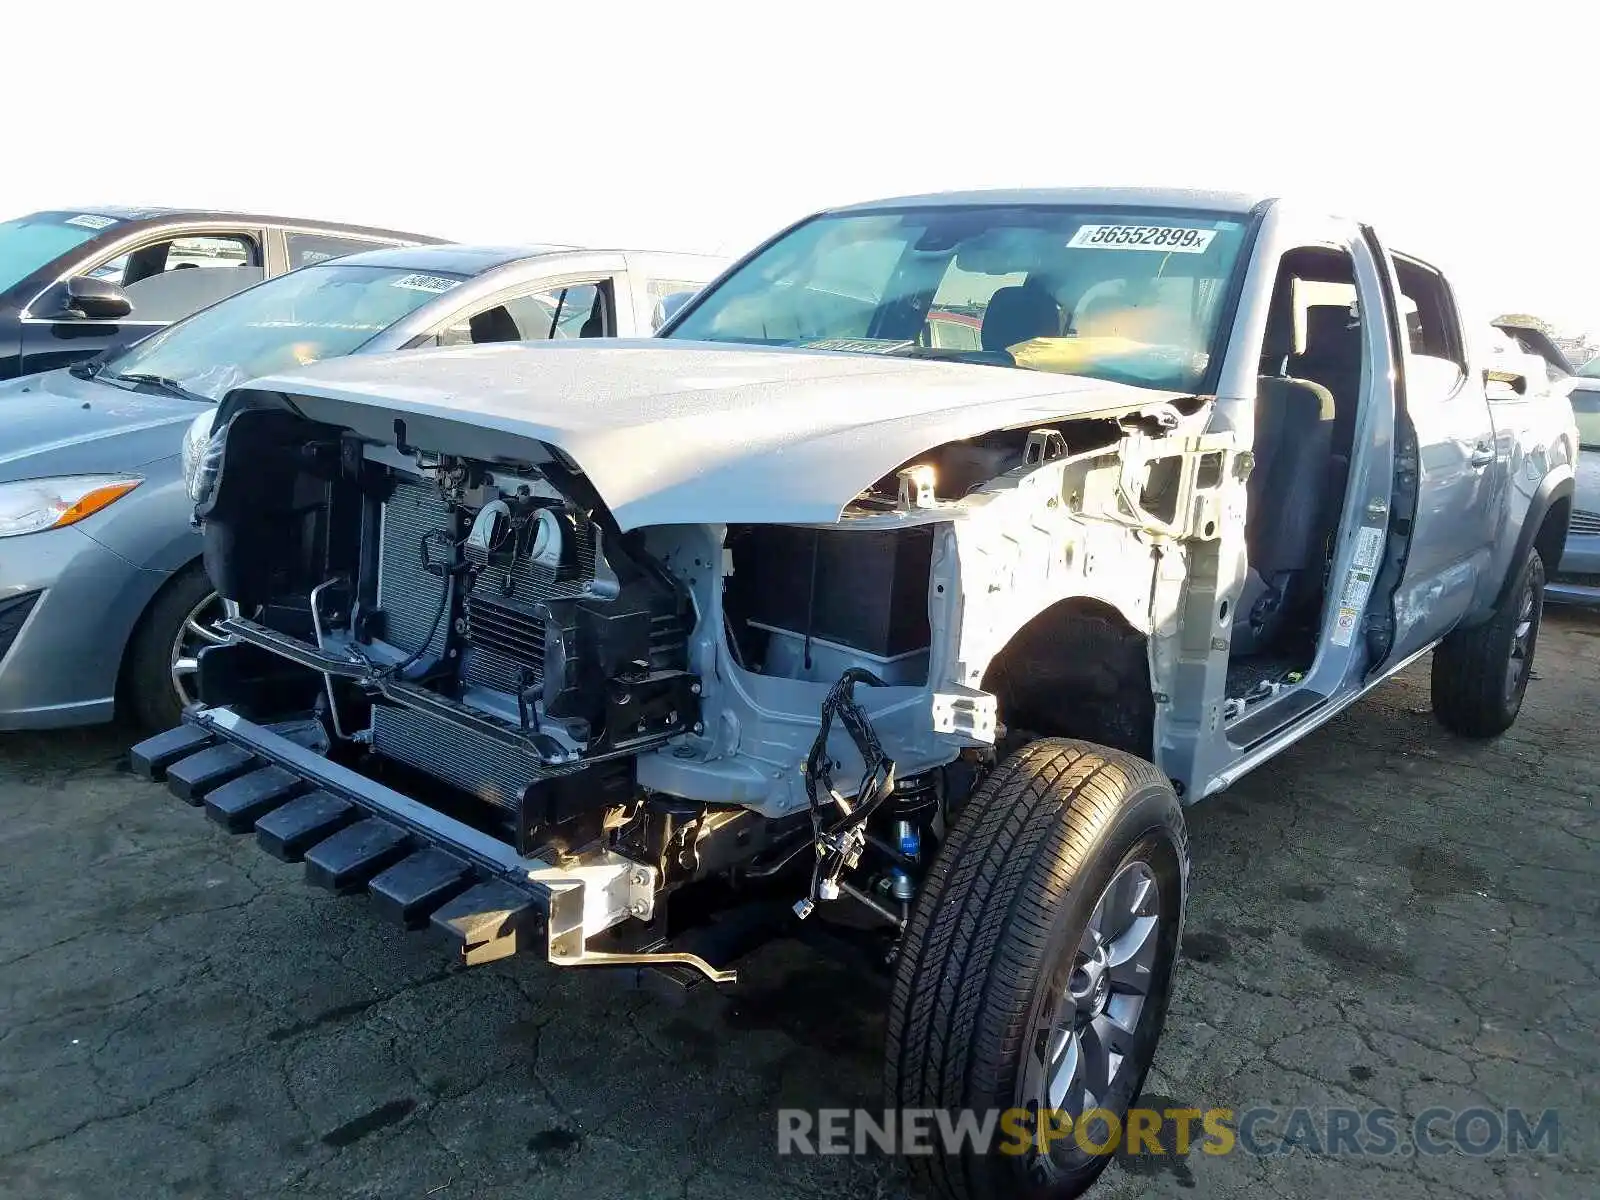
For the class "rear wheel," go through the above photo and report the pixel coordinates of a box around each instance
[1431,549,1545,738]
[885,739,1188,1200]
[123,564,228,732]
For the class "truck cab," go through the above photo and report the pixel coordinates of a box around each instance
[1167,202,1576,794]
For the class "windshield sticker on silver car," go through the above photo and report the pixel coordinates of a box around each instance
[390,273,459,294]
[798,338,915,354]
[65,214,118,230]
[1067,225,1217,253]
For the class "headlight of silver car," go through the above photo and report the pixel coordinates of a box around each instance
[0,475,143,538]
[181,410,228,505]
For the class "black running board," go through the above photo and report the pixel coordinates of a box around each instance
[131,712,550,967]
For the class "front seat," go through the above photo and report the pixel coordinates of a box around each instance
[469,306,522,344]
[578,290,608,338]
[1232,313,1338,656]
[1293,304,1363,448]
[1295,301,1363,534]
[980,284,1060,352]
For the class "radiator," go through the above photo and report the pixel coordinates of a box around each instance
[376,479,453,657]
[371,705,576,811]
[372,478,591,807]
[370,479,688,809]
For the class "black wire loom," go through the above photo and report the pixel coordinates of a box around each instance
[800,667,899,914]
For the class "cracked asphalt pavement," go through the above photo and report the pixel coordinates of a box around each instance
[2,613,1596,1200]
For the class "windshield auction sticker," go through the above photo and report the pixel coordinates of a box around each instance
[390,273,459,294]
[65,214,118,230]
[1068,225,1217,253]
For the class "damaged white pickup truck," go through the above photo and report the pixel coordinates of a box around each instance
[133,189,1576,1199]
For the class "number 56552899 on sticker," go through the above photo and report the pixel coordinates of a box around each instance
[1067,224,1217,253]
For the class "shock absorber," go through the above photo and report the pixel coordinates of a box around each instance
[880,773,939,902]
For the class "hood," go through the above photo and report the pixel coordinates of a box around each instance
[234,339,1188,530]
[0,368,205,481]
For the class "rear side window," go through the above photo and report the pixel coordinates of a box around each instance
[110,233,263,322]
[286,232,386,268]
[428,282,613,347]
[1393,256,1467,387]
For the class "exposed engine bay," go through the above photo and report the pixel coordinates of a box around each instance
[182,386,1204,981]
[188,406,1000,975]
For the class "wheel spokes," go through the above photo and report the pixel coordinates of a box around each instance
[1075,1017,1113,1107]
[1106,914,1160,995]
[1097,864,1155,945]
[169,592,229,706]
[1029,858,1166,1127]
[185,616,230,646]
[1044,1026,1081,1110]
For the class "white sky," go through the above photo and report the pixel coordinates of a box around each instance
[6,0,1596,338]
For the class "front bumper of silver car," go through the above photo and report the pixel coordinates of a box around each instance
[1547,526,1600,606]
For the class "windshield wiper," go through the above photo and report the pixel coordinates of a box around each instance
[110,372,208,402]
[68,357,106,380]
[883,345,1016,367]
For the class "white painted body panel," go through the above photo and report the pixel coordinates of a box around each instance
[235,340,1182,530]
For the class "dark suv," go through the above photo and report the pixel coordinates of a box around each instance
[0,207,441,379]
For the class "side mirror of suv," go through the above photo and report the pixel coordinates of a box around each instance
[39,276,135,322]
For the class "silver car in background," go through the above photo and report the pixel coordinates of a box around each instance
[1551,356,1600,603]
[1486,322,1595,604]
[0,243,725,731]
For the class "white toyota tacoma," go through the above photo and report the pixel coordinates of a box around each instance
[133,188,1575,1199]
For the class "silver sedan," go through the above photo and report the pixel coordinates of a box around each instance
[1548,358,1600,604]
[0,243,725,731]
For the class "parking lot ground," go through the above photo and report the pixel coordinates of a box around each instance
[1,611,1597,1200]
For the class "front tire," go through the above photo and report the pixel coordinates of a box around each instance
[122,564,228,732]
[885,739,1188,1200]
[1431,549,1545,739]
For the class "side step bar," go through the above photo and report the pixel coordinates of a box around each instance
[131,711,549,967]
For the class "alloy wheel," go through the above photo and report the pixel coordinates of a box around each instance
[1505,579,1540,702]
[169,591,230,707]
[1025,860,1163,1130]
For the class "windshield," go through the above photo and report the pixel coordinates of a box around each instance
[0,211,120,293]
[664,205,1252,391]
[103,263,467,399]
[1579,356,1600,379]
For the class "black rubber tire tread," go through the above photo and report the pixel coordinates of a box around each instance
[122,562,215,732]
[1431,549,1544,739]
[884,738,1187,1200]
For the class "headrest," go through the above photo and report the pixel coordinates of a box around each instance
[1261,303,1296,363]
[981,284,1060,352]
[469,306,521,344]
[1303,304,1360,357]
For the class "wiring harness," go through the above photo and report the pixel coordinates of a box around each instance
[796,667,899,918]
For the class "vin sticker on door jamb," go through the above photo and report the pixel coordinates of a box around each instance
[1352,525,1385,572]
[1067,225,1218,253]
[1330,567,1377,647]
